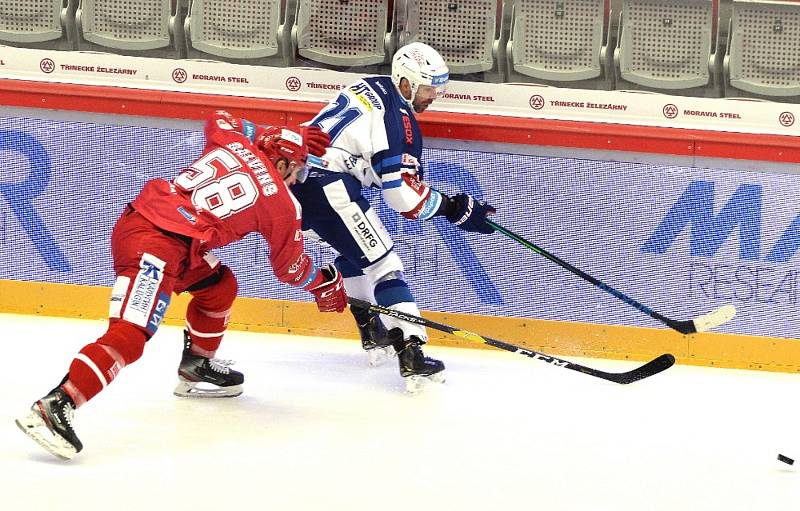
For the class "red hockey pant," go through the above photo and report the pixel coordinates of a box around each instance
[63,209,238,407]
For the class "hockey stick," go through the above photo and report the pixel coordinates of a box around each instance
[486,219,736,335]
[349,298,675,384]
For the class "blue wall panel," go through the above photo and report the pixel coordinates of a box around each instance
[1,115,798,338]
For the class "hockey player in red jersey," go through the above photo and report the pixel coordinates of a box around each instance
[15,111,347,460]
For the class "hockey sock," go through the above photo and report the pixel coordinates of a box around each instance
[184,266,237,358]
[374,278,427,341]
[64,324,146,407]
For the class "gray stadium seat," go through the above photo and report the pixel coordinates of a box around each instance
[0,0,76,50]
[723,0,800,102]
[505,0,612,89]
[76,0,183,58]
[293,0,393,71]
[613,0,721,96]
[398,0,503,82]
[184,0,294,66]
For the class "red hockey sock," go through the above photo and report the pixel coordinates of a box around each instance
[184,266,237,358]
[63,323,147,407]
[185,301,230,357]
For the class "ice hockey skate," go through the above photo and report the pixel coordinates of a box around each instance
[16,386,82,460]
[174,331,244,398]
[354,308,395,366]
[388,328,445,394]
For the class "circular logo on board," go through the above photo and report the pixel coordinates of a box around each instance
[172,68,187,83]
[39,58,55,74]
[529,95,544,110]
[663,104,678,119]
[779,112,795,127]
[285,76,302,92]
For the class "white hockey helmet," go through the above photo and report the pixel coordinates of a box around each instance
[391,42,449,108]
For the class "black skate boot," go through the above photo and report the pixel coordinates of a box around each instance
[352,306,395,367]
[16,386,83,460]
[174,331,244,398]
[389,328,446,393]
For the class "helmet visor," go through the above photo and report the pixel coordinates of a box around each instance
[416,84,447,103]
[429,71,449,97]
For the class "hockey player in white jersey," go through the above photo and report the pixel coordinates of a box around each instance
[291,42,496,392]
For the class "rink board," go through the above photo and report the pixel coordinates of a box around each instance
[2,113,800,371]
[1,279,798,374]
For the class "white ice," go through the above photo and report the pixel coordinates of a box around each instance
[3,313,799,511]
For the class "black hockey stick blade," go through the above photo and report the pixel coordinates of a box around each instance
[588,353,676,384]
[349,298,676,384]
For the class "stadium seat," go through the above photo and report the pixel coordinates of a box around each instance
[505,0,612,89]
[184,0,294,66]
[613,0,721,97]
[398,0,503,82]
[0,0,76,50]
[723,0,800,101]
[76,0,183,58]
[292,0,394,72]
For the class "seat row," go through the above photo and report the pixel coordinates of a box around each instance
[0,0,798,102]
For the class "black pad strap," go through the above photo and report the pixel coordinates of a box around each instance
[184,266,226,293]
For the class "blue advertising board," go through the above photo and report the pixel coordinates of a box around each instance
[1,114,798,338]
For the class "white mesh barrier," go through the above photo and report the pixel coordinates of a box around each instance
[296,0,389,66]
[409,0,496,74]
[511,0,604,81]
[81,0,171,50]
[189,0,280,59]
[728,0,800,96]
[619,0,714,89]
[0,0,62,43]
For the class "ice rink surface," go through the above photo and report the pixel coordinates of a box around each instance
[3,313,799,511]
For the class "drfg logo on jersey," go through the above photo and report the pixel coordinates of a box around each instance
[351,211,379,248]
[642,180,800,305]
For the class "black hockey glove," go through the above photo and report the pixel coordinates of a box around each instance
[440,193,496,234]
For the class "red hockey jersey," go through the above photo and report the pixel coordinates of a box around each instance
[132,113,318,289]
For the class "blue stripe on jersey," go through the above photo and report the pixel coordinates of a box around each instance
[418,190,443,220]
[375,154,403,173]
[383,178,402,189]
[298,266,319,288]
[241,120,256,143]
[375,279,414,307]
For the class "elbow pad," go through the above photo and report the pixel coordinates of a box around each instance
[384,172,443,220]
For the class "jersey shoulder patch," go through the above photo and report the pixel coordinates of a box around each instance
[361,76,395,107]
[346,80,386,113]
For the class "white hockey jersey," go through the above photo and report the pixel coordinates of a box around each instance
[308,76,443,220]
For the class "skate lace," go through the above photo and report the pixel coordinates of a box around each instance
[208,358,232,374]
[61,403,75,430]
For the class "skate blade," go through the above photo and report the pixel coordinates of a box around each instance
[404,372,446,394]
[15,412,77,460]
[367,345,396,367]
[173,381,243,398]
